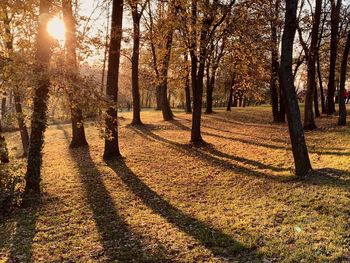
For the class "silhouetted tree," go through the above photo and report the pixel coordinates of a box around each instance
[25,0,52,195]
[280,0,312,176]
[103,0,124,159]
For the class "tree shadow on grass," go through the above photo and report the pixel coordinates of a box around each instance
[4,204,38,262]
[58,127,168,262]
[130,125,350,190]
[301,168,350,189]
[106,158,255,261]
[131,125,291,181]
[170,119,350,157]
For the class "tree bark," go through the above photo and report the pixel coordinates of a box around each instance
[326,0,341,115]
[131,11,142,125]
[280,0,312,176]
[103,0,123,160]
[25,0,52,195]
[338,31,350,125]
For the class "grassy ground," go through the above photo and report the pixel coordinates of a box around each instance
[1,106,350,262]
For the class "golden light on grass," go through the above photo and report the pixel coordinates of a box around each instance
[47,16,65,44]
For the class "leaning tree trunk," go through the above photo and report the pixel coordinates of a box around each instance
[24,0,52,196]
[131,12,142,125]
[338,31,350,125]
[326,0,341,115]
[184,54,192,114]
[280,0,312,177]
[63,0,88,148]
[103,0,123,159]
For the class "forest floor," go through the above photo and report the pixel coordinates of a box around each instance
[1,106,350,262]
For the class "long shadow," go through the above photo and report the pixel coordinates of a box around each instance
[167,119,289,153]
[303,168,350,189]
[130,125,291,182]
[207,115,282,128]
[171,119,350,157]
[106,159,256,260]
[58,127,168,262]
[6,206,38,262]
[131,125,350,189]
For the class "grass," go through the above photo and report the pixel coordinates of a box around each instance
[1,106,350,262]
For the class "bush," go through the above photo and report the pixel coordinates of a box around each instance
[0,163,24,216]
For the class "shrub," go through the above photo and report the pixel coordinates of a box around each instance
[0,163,24,216]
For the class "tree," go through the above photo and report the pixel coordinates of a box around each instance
[144,1,174,120]
[205,32,226,114]
[129,0,149,125]
[326,0,341,115]
[338,29,350,125]
[183,0,234,144]
[103,0,124,160]
[280,0,312,176]
[62,0,89,148]
[298,0,322,130]
[24,0,52,196]
[1,4,30,155]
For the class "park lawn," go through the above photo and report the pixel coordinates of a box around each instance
[1,106,350,262]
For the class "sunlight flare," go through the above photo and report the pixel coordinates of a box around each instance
[47,16,66,44]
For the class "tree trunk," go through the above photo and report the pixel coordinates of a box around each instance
[14,92,29,155]
[338,31,350,125]
[159,10,174,121]
[184,53,192,113]
[314,83,320,117]
[155,86,161,110]
[303,0,321,130]
[131,12,142,125]
[326,0,341,115]
[226,88,233,111]
[63,0,88,148]
[190,52,204,143]
[270,12,280,122]
[25,0,52,196]
[1,95,6,119]
[103,0,123,160]
[316,53,326,114]
[278,83,286,122]
[206,66,217,114]
[280,0,312,177]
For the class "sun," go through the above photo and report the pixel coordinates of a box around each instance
[47,16,66,44]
